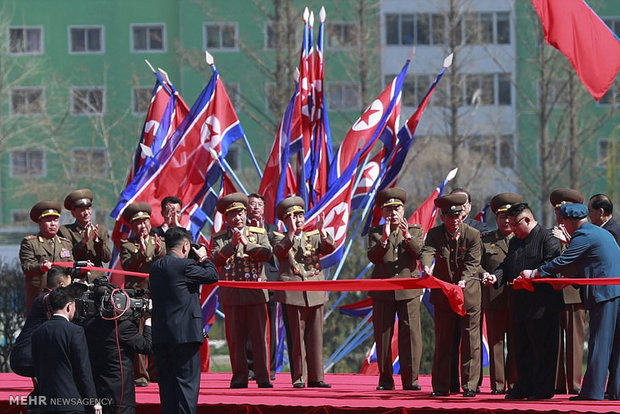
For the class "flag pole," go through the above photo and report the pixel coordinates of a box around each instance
[208,148,249,195]
[323,262,373,320]
[144,60,174,96]
[323,312,372,371]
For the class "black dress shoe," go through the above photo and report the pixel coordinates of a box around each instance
[403,384,422,391]
[430,391,450,397]
[258,382,274,388]
[491,389,506,395]
[293,383,305,388]
[230,383,248,389]
[248,370,256,381]
[527,393,553,400]
[568,388,581,395]
[505,392,525,400]
[308,381,331,388]
[476,387,481,393]
[270,372,276,381]
[569,395,598,401]
[376,384,395,391]
[463,388,476,397]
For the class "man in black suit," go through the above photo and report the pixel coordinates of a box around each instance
[483,203,562,400]
[85,284,153,414]
[11,267,71,379]
[588,194,620,246]
[150,227,218,414]
[31,285,101,413]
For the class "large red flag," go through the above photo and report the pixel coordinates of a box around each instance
[531,0,620,101]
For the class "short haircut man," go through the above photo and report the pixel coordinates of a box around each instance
[589,194,613,216]
[164,226,193,251]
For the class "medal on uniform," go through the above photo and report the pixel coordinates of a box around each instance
[244,272,251,280]
[60,248,70,258]
[248,235,256,243]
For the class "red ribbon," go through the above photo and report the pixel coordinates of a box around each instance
[513,277,620,292]
[53,262,465,315]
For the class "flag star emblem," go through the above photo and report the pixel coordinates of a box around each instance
[352,99,383,131]
[324,202,349,241]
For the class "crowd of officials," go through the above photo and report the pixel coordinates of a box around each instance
[8,186,620,413]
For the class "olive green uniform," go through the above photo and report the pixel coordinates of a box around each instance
[60,222,112,281]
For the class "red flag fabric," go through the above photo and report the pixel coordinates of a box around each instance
[531,0,620,101]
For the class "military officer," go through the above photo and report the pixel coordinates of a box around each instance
[420,194,482,397]
[211,192,273,389]
[19,201,74,313]
[120,202,165,387]
[273,196,335,389]
[367,188,424,391]
[480,193,521,394]
[59,189,112,281]
[549,188,587,395]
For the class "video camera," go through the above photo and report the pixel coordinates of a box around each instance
[72,268,150,323]
[187,242,204,262]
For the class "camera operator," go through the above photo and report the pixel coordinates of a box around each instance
[10,267,72,379]
[85,283,153,414]
[32,285,101,414]
[150,227,218,414]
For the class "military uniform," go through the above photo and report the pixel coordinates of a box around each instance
[59,189,111,281]
[19,201,73,313]
[211,193,272,388]
[119,202,164,386]
[367,188,425,390]
[273,196,335,387]
[420,194,482,396]
[550,189,586,394]
[479,192,523,393]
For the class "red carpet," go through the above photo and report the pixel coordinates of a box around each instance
[0,373,618,414]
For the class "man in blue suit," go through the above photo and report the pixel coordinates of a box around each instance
[150,227,218,414]
[523,203,620,401]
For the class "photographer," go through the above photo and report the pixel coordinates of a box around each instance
[150,227,218,413]
[85,283,153,414]
[31,285,101,414]
[11,267,71,379]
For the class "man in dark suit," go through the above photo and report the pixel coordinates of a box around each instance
[420,194,482,398]
[588,193,620,246]
[367,188,424,391]
[31,285,101,413]
[273,196,335,389]
[527,203,620,401]
[150,227,218,414]
[151,196,183,237]
[10,267,71,379]
[483,203,562,400]
[211,193,273,389]
[85,284,153,414]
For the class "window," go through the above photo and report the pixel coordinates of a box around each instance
[10,88,44,115]
[132,87,152,114]
[225,146,240,171]
[265,82,278,113]
[226,83,241,109]
[131,24,165,52]
[11,149,45,177]
[385,13,444,46]
[204,22,237,50]
[265,21,276,49]
[465,74,494,106]
[327,22,357,49]
[496,12,511,44]
[598,140,620,168]
[545,81,570,107]
[497,74,511,105]
[326,82,360,110]
[9,27,43,54]
[71,87,104,115]
[69,26,103,53]
[598,77,620,106]
[11,210,30,226]
[465,135,516,169]
[72,148,107,176]
[499,135,516,169]
[397,75,433,107]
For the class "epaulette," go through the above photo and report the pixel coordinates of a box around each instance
[120,238,129,244]
[212,230,227,238]
[247,226,265,234]
[306,229,320,236]
[273,231,284,237]
[57,236,71,242]
[23,235,37,241]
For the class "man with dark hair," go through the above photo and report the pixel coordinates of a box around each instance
[150,226,218,413]
[588,193,620,246]
[85,283,153,414]
[421,194,482,398]
[32,285,101,413]
[483,203,562,400]
[60,189,112,281]
[11,267,71,378]
[522,203,620,401]
[152,197,183,237]
[245,192,286,381]
[450,188,488,234]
